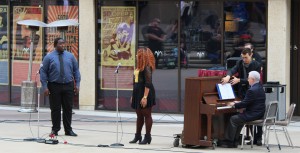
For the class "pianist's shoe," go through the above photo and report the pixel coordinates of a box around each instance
[246,139,262,146]
[218,140,238,148]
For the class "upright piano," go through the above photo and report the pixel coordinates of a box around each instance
[182,77,238,147]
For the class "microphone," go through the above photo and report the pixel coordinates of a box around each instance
[114,63,121,73]
[37,63,43,74]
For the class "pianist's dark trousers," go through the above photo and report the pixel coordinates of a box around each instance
[48,82,74,132]
[253,126,263,142]
[224,115,246,143]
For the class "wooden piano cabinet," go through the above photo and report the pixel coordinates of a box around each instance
[182,77,236,147]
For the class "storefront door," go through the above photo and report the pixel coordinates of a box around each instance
[291,0,300,115]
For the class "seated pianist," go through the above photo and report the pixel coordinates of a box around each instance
[218,71,266,148]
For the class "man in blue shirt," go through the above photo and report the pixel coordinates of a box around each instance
[40,37,81,137]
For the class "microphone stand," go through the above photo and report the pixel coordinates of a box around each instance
[36,85,45,143]
[110,66,124,147]
[23,73,45,143]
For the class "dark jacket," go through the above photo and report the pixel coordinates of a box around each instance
[234,83,266,122]
[252,51,262,64]
[227,60,261,99]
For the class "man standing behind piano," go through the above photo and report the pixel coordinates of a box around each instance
[221,48,261,99]
[244,42,264,146]
[219,71,266,148]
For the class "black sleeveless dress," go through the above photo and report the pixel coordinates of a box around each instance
[131,66,156,109]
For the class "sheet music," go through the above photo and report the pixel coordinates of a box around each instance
[216,83,235,100]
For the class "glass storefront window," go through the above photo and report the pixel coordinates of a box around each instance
[10,0,43,105]
[45,0,79,59]
[97,1,181,112]
[0,1,8,104]
[180,0,223,112]
[7,0,79,106]
[0,0,267,111]
[97,0,267,113]
[97,1,137,110]
[224,1,266,81]
[44,0,79,107]
[138,1,180,112]
[182,0,223,68]
[181,0,267,109]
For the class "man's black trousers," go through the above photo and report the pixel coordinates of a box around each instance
[48,82,74,132]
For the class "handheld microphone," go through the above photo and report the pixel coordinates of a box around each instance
[114,63,121,73]
[37,63,43,74]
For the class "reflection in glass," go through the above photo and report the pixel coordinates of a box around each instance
[143,18,167,68]
[96,1,267,113]
[97,1,136,110]
[12,6,43,61]
[45,0,79,107]
[181,1,222,68]
[0,5,9,104]
[224,2,266,81]
[180,1,223,112]
[138,1,179,112]
[97,1,180,112]
[9,1,44,105]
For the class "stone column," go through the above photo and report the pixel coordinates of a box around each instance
[267,0,291,107]
[78,0,96,110]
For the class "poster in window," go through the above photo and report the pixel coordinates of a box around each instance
[0,5,8,85]
[12,6,43,61]
[100,6,136,90]
[46,6,79,60]
[12,6,43,86]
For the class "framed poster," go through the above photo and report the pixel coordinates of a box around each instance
[12,6,43,86]
[46,6,79,59]
[12,6,43,61]
[100,6,136,90]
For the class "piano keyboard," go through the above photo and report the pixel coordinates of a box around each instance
[217,106,233,110]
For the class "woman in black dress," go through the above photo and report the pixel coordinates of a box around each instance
[129,47,156,145]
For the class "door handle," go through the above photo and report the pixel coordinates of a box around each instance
[294,45,298,51]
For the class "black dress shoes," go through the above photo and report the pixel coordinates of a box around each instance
[256,140,262,146]
[50,130,58,136]
[221,143,238,148]
[218,140,238,148]
[246,140,262,146]
[65,130,78,136]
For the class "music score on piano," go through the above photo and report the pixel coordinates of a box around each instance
[216,83,235,100]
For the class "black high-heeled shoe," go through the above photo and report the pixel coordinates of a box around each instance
[139,134,151,145]
[129,133,142,143]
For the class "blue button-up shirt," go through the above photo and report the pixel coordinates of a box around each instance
[40,50,81,90]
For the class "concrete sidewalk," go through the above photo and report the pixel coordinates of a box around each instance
[0,105,300,153]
